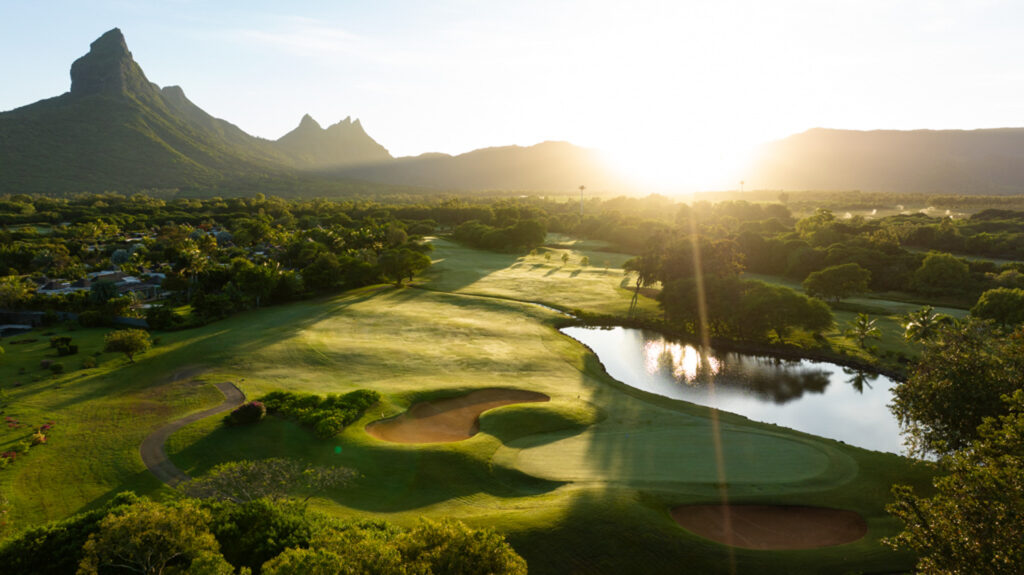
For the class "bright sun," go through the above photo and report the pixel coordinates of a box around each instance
[602,135,755,194]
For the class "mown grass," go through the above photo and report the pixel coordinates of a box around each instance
[1,242,934,574]
[423,237,660,318]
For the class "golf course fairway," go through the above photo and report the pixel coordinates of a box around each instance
[2,238,932,574]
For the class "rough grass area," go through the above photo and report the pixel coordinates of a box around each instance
[1,241,933,574]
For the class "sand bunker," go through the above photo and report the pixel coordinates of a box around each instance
[670,504,867,550]
[367,388,549,443]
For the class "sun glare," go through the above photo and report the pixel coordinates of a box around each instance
[602,133,756,194]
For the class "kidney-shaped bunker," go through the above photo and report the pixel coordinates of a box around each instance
[366,388,550,444]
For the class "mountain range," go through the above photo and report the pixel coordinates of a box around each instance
[0,28,622,195]
[3,28,1024,196]
[748,127,1024,195]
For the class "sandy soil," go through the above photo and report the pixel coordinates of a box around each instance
[670,504,867,550]
[366,388,550,443]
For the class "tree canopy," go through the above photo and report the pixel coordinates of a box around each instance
[890,320,1024,457]
[801,262,871,303]
[971,287,1024,326]
[887,390,1024,574]
[103,328,152,363]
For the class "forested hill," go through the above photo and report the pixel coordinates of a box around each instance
[0,28,625,196]
[747,127,1024,195]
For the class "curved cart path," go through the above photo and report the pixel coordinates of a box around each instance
[140,381,245,486]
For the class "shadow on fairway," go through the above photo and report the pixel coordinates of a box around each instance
[164,416,565,513]
[48,287,389,410]
[421,238,523,292]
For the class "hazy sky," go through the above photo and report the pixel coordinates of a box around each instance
[2,0,1023,190]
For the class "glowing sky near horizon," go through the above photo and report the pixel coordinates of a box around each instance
[2,0,1024,191]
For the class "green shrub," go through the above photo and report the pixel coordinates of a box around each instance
[257,389,380,438]
[49,363,64,374]
[77,310,105,327]
[57,344,78,356]
[49,336,72,348]
[314,415,349,438]
[227,401,266,425]
[82,357,97,369]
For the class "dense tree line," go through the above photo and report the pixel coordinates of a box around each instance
[0,492,526,575]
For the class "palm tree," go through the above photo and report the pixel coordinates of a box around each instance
[179,242,208,302]
[900,305,953,343]
[845,313,881,349]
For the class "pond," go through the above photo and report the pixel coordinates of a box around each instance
[562,326,905,455]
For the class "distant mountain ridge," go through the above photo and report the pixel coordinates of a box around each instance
[748,127,1024,195]
[0,28,622,195]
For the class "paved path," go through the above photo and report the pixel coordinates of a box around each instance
[140,381,245,486]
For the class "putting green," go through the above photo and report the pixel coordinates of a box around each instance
[503,426,855,486]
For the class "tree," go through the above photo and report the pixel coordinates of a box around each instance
[801,263,871,303]
[890,320,1024,457]
[900,305,953,342]
[399,518,528,575]
[77,499,232,575]
[302,253,343,292]
[912,252,971,295]
[205,499,328,574]
[110,248,131,268]
[103,328,152,363]
[971,287,1024,326]
[378,248,431,286]
[887,390,1024,574]
[739,281,833,342]
[231,258,278,308]
[845,313,881,349]
[182,458,355,503]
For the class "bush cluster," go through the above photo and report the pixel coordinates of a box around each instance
[56,340,78,356]
[257,389,380,438]
[226,401,266,425]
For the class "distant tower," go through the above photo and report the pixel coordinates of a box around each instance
[579,185,585,217]
[740,180,745,193]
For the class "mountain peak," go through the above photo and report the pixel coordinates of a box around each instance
[298,114,322,130]
[70,27,152,97]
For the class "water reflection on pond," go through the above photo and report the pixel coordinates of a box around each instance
[563,326,904,454]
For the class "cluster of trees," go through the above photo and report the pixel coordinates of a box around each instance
[0,491,526,575]
[453,218,547,252]
[887,319,1024,573]
[626,234,833,342]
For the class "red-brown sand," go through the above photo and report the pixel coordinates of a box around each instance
[366,388,550,444]
[670,504,868,550]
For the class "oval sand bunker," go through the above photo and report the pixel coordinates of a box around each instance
[367,388,550,444]
[671,504,867,550]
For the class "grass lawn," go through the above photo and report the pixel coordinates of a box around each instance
[0,242,933,574]
[423,237,660,318]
